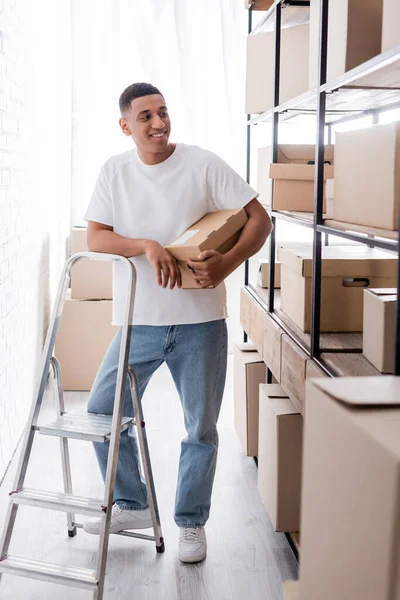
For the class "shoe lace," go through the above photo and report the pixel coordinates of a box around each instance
[182,527,200,541]
[111,503,123,517]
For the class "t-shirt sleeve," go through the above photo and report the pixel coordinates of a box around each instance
[83,164,114,226]
[206,151,258,211]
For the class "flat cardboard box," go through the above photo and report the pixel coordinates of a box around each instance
[234,344,266,457]
[334,122,400,230]
[382,0,400,52]
[258,384,303,532]
[166,209,247,289]
[257,259,281,288]
[363,288,397,373]
[258,145,334,212]
[300,376,400,600]
[278,245,397,332]
[55,296,116,390]
[284,581,299,600]
[309,0,383,87]
[246,25,309,114]
[70,228,113,299]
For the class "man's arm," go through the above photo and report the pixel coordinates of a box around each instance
[187,199,272,288]
[87,221,182,289]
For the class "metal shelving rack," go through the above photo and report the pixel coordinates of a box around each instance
[245,0,400,378]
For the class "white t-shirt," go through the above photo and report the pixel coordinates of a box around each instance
[84,143,257,326]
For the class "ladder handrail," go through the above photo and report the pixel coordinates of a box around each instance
[3,252,136,527]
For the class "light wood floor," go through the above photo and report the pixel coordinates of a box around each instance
[0,356,298,599]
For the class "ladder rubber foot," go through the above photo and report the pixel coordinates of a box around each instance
[68,527,77,538]
[156,541,165,553]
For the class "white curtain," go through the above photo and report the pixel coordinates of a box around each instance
[71,0,248,225]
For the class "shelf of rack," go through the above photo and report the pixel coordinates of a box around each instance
[271,210,399,251]
[247,284,363,352]
[320,352,380,377]
[248,45,400,126]
[250,0,310,35]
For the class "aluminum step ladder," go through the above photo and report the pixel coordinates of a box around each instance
[0,252,164,599]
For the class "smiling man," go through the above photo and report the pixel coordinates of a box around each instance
[83,82,271,563]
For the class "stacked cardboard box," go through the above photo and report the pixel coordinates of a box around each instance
[334,122,400,231]
[300,376,400,600]
[55,228,116,391]
[258,384,303,532]
[363,288,397,373]
[258,145,334,212]
[246,25,309,114]
[309,0,383,87]
[234,343,266,457]
[382,0,400,52]
[278,245,397,332]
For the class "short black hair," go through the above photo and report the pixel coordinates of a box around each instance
[119,82,164,114]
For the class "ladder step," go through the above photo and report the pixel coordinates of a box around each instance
[10,488,104,516]
[37,412,135,442]
[0,555,97,590]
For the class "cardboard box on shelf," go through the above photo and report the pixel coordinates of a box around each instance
[325,178,334,219]
[246,24,309,115]
[258,145,334,212]
[363,288,397,373]
[278,245,397,332]
[70,228,113,300]
[280,334,308,414]
[283,581,299,600]
[234,344,266,457]
[382,0,400,52]
[300,376,400,600]
[262,313,284,383]
[334,122,400,231]
[309,0,383,87]
[166,209,248,289]
[257,259,281,288]
[55,295,116,390]
[244,0,274,8]
[258,384,303,532]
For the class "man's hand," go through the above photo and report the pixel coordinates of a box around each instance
[144,241,182,289]
[187,250,231,288]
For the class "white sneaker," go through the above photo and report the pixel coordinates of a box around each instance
[179,527,207,563]
[83,504,153,535]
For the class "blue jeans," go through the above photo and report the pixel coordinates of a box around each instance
[87,319,228,528]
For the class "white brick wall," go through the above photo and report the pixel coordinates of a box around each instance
[0,0,72,481]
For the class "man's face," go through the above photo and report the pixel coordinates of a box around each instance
[119,94,171,154]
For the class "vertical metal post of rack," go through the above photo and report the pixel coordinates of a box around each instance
[395,194,400,375]
[310,0,329,359]
[268,1,282,314]
[244,6,253,343]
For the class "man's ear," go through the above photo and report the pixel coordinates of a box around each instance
[119,117,131,137]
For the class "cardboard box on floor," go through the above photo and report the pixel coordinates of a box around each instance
[55,294,116,390]
[334,122,400,230]
[309,0,383,87]
[284,581,299,600]
[166,209,248,289]
[70,228,113,299]
[258,384,303,532]
[257,259,281,288]
[382,0,400,52]
[300,376,400,600]
[363,288,397,373]
[246,25,309,115]
[234,343,266,457]
[258,145,334,212]
[278,245,397,332]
